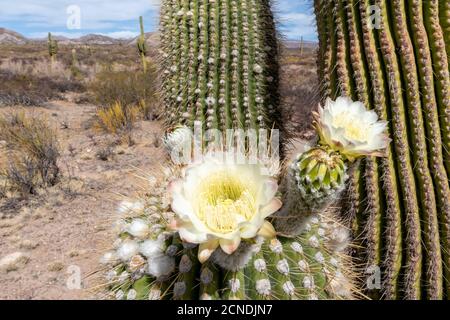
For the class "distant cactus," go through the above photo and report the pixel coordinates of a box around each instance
[159,0,282,141]
[137,16,148,73]
[47,32,58,66]
[299,36,304,57]
[70,48,80,78]
[315,0,450,299]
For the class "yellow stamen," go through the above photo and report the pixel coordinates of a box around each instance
[195,171,256,233]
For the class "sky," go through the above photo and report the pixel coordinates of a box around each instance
[0,0,317,41]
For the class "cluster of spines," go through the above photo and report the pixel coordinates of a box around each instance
[315,0,450,299]
[159,0,282,141]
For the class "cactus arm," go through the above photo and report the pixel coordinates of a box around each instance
[423,0,450,298]
[407,0,448,299]
[220,0,232,129]
[344,2,385,298]
[333,1,354,97]
[389,0,444,299]
[426,0,450,178]
[377,0,427,299]
[355,0,404,299]
[440,2,450,73]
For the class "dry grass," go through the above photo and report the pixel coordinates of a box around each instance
[96,101,139,136]
[90,67,157,117]
[0,111,60,195]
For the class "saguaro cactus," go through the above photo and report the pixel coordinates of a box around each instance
[47,32,58,66]
[137,16,148,73]
[315,0,450,300]
[159,0,282,137]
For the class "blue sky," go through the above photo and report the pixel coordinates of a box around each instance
[0,0,317,41]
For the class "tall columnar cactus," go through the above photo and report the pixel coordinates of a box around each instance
[315,0,450,300]
[137,16,148,73]
[299,36,304,57]
[47,32,58,66]
[159,0,282,139]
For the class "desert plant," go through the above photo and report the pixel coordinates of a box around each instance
[0,112,60,195]
[137,16,148,73]
[314,0,450,300]
[96,101,138,135]
[47,32,58,67]
[70,48,80,79]
[159,0,283,145]
[90,68,156,118]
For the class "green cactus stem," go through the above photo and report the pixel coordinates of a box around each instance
[159,0,283,146]
[47,32,58,67]
[137,16,148,73]
[315,0,450,300]
[106,216,354,300]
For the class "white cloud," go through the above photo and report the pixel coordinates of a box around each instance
[278,13,317,41]
[0,0,160,30]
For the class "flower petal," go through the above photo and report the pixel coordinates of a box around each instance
[178,223,208,243]
[260,198,282,218]
[219,237,241,255]
[257,221,277,239]
[198,239,219,263]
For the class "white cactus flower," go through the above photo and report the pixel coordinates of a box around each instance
[313,97,390,161]
[169,154,282,263]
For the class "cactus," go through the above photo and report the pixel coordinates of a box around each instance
[299,36,304,57]
[102,170,355,301]
[47,32,58,66]
[159,0,283,141]
[314,0,450,299]
[137,16,148,73]
[70,48,80,78]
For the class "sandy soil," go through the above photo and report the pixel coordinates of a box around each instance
[0,99,165,299]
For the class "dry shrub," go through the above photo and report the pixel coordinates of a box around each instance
[0,69,83,106]
[96,101,138,135]
[90,67,157,119]
[0,112,60,195]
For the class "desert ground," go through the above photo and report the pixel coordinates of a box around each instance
[0,34,318,299]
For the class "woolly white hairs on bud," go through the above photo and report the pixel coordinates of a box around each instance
[210,241,261,271]
[147,254,175,278]
[100,251,119,265]
[117,240,139,261]
[117,201,145,215]
[140,239,165,258]
[126,219,150,239]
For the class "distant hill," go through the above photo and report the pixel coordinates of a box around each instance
[0,28,317,48]
[0,28,27,45]
[127,32,160,48]
[283,39,317,50]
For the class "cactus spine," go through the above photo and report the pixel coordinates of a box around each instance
[159,0,282,138]
[315,0,450,299]
[137,16,148,73]
[47,32,58,67]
